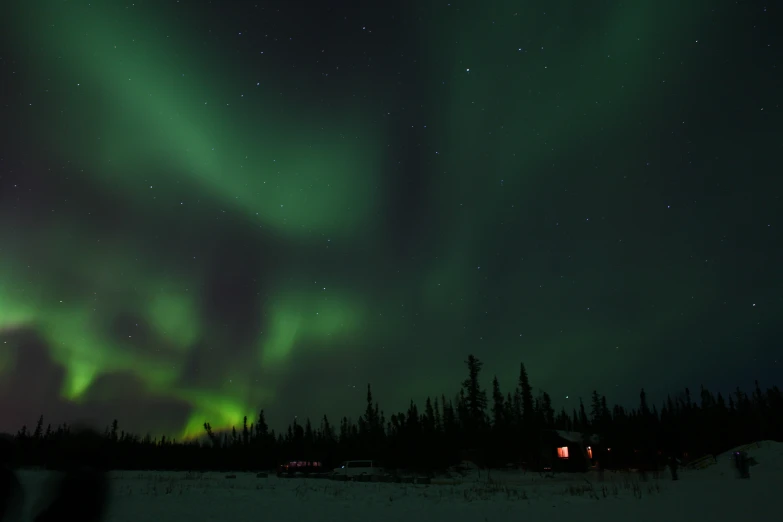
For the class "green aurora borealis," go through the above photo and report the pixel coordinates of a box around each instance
[1,1,780,438]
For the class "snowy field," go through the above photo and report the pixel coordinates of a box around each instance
[12,441,783,522]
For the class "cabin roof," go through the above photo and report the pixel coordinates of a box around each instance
[555,430,584,443]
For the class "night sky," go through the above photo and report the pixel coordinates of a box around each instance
[0,0,780,439]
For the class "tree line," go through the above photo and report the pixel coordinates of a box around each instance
[5,354,783,472]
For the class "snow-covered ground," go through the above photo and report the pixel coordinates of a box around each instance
[11,441,783,522]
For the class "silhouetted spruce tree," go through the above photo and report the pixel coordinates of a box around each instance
[540,392,555,428]
[456,389,469,429]
[255,410,267,440]
[639,388,650,417]
[515,362,536,463]
[291,419,305,458]
[421,397,438,467]
[339,417,350,445]
[491,376,504,430]
[512,391,522,428]
[563,407,574,430]
[600,395,610,425]
[320,416,335,443]
[590,391,602,429]
[360,384,385,456]
[489,376,506,465]
[9,355,783,474]
[504,392,515,426]
[700,385,713,410]
[578,398,589,433]
[517,363,534,426]
[109,420,118,443]
[33,416,44,440]
[440,393,457,459]
[433,397,442,432]
[304,418,314,441]
[424,397,435,432]
[462,355,487,435]
[406,401,422,467]
[753,380,764,406]
[203,423,217,447]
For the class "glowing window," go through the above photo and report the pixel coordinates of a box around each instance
[557,446,569,459]
[587,446,593,459]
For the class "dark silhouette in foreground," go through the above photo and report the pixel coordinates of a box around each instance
[668,454,679,481]
[0,435,23,522]
[34,428,108,522]
[0,465,23,522]
[734,450,751,479]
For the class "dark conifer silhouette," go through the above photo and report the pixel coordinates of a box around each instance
[462,356,488,422]
[0,434,23,522]
[0,354,781,497]
[33,428,108,522]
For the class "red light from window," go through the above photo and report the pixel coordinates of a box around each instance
[557,446,569,459]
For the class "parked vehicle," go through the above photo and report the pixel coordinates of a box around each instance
[331,460,383,478]
[276,460,324,476]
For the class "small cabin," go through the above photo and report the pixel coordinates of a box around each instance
[539,430,597,472]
